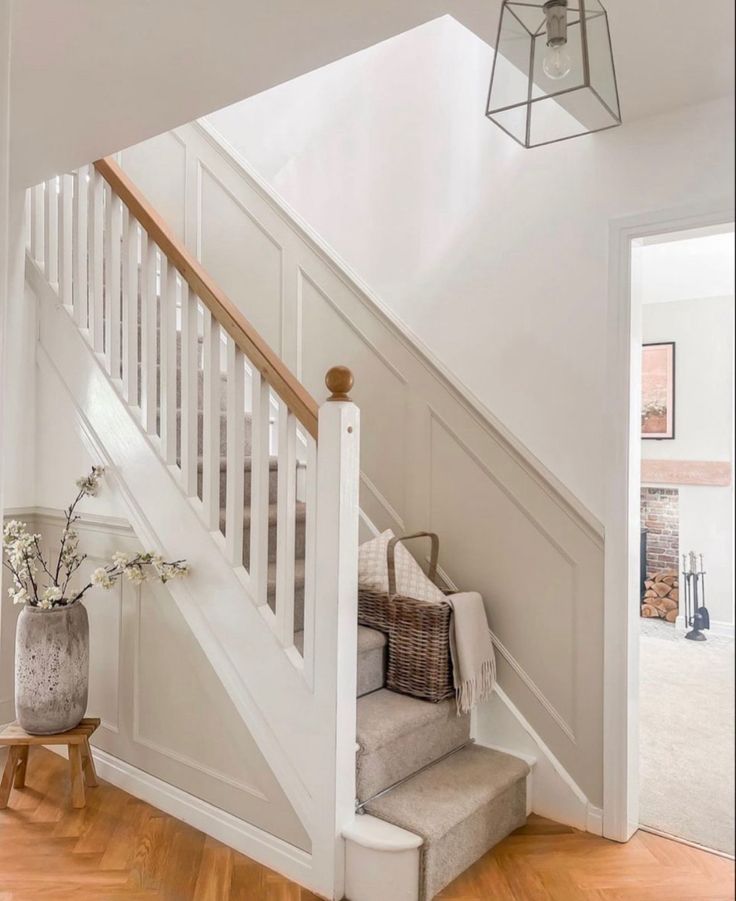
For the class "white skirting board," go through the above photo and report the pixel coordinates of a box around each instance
[45,744,317,891]
[474,686,603,835]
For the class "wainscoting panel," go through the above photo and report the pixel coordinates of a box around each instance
[85,570,122,735]
[4,510,310,852]
[120,130,187,243]
[299,270,409,530]
[428,412,577,736]
[120,123,607,806]
[197,162,283,355]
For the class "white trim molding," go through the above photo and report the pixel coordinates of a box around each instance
[48,745,315,890]
[603,199,735,844]
[475,686,600,834]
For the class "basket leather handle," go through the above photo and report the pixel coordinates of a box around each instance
[387,532,440,598]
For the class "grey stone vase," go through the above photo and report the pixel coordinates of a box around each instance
[15,602,89,735]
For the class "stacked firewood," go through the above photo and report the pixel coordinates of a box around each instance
[641,571,679,622]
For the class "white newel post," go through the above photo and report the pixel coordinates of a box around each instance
[312,366,360,900]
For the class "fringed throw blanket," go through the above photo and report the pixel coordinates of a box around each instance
[446,591,496,714]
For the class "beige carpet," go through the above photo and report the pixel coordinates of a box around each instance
[639,619,735,855]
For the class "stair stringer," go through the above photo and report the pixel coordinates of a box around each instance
[30,258,335,887]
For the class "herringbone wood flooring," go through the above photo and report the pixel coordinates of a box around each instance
[0,748,733,900]
[436,818,735,901]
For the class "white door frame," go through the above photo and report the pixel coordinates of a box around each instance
[602,198,735,842]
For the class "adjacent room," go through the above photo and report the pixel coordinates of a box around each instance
[635,227,735,856]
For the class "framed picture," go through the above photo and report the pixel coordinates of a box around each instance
[642,342,675,439]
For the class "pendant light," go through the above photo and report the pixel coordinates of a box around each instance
[485,0,621,147]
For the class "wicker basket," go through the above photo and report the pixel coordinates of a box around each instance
[358,532,455,703]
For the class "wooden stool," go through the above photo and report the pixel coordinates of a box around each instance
[0,717,100,809]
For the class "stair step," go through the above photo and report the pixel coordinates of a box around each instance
[356,690,470,803]
[197,456,285,508]
[293,626,387,696]
[357,626,387,697]
[267,557,305,633]
[364,745,529,901]
[219,501,307,566]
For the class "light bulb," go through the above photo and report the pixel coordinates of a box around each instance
[542,44,571,80]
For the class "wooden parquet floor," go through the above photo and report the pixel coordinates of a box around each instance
[0,748,733,901]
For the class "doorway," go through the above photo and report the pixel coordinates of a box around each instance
[602,202,735,850]
[634,227,735,855]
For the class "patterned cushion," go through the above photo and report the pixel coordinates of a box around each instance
[359,530,445,603]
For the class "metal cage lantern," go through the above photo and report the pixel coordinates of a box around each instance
[485,0,621,147]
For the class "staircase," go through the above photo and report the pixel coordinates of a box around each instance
[25,160,529,900]
[352,631,528,900]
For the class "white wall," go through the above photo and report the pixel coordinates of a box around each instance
[205,17,735,521]
[638,232,735,307]
[640,288,735,628]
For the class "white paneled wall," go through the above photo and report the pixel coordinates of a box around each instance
[0,510,310,850]
[120,122,606,806]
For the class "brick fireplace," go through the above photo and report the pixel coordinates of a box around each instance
[640,487,680,620]
[640,487,680,575]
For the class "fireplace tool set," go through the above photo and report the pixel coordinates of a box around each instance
[681,552,711,642]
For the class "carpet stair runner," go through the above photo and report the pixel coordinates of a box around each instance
[149,316,528,901]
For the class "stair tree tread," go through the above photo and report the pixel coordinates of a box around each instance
[218,501,307,533]
[197,456,300,472]
[356,689,466,752]
[293,626,385,658]
[244,502,306,527]
[363,744,529,842]
[176,408,253,421]
[357,626,388,653]
[267,557,306,589]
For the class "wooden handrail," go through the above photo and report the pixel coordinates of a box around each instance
[94,157,320,439]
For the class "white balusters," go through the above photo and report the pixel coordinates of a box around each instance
[121,209,139,405]
[275,403,298,648]
[180,284,199,497]
[249,368,271,607]
[140,232,158,433]
[58,174,74,309]
[225,338,246,566]
[44,178,58,286]
[24,165,360,686]
[160,261,178,463]
[104,186,122,378]
[72,167,89,329]
[87,168,104,352]
[202,308,222,531]
[301,433,318,683]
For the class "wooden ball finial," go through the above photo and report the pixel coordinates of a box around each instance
[325,366,354,402]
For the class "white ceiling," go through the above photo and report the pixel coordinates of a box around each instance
[9,0,735,186]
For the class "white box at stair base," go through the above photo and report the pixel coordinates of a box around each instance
[343,815,423,901]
